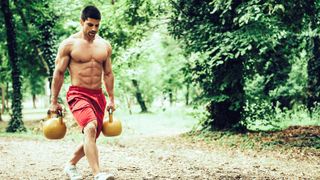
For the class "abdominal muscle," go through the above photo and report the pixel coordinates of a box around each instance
[69,59,103,90]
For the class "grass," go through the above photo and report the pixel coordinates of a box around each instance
[0,105,197,144]
[0,119,45,140]
[182,104,320,153]
[246,105,320,131]
[1,105,319,153]
[185,125,320,159]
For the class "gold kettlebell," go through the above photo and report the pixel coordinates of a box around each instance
[102,109,122,137]
[43,110,67,139]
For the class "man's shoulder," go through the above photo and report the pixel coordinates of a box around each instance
[69,32,82,40]
[60,37,75,47]
[58,36,78,54]
[59,33,81,49]
[96,35,111,48]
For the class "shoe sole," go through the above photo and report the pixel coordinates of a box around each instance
[64,171,82,180]
[95,174,114,180]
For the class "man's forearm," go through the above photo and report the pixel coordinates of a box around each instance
[51,70,64,104]
[104,73,114,102]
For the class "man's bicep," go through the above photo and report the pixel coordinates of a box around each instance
[56,56,70,73]
[104,45,113,75]
[103,57,112,75]
[55,43,70,73]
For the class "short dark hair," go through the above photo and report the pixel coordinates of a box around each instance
[81,6,101,21]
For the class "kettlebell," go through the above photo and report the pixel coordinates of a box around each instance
[43,110,67,139]
[102,109,122,137]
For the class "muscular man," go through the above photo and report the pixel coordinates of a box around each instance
[49,6,115,180]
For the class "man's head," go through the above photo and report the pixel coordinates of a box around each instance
[80,6,101,39]
[81,5,101,21]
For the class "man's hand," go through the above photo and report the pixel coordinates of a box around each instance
[49,102,63,113]
[107,101,115,112]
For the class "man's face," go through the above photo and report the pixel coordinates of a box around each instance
[81,18,100,39]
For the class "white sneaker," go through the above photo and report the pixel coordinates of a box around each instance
[64,164,82,180]
[94,172,114,180]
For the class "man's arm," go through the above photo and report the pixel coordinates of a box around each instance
[103,44,115,110]
[50,40,71,110]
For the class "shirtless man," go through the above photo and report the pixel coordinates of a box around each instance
[49,6,115,180]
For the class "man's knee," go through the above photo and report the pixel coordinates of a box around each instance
[83,120,97,137]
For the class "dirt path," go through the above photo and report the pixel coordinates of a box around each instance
[0,134,319,180]
[0,109,319,179]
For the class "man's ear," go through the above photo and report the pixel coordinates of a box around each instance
[80,19,84,26]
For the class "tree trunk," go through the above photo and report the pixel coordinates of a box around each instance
[210,60,246,131]
[1,84,5,114]
[307,37,320,110]
[1,0,26,132]
[185,83,190,106]
[0,85,2,121]
[32,94,37,109]
[261,47,291,109]
[5,83,9,112]
[40,20,56,92]
[125,94,132,115]
[168,89,173,106]
[132,79,148,113]
[307,3,320,112]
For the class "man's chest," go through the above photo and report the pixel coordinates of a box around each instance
[70,41,108,63]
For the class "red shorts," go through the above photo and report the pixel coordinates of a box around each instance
[66,86,106,138]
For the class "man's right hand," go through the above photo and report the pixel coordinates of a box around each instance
[49,102,63,113]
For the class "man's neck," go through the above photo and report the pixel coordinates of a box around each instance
[80,31,95,42]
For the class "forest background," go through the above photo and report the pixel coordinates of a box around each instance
[0,0,320,147]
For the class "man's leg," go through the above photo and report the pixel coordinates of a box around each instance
[83,120,100,176]
[64,144,84,179]
[68,144,85,165]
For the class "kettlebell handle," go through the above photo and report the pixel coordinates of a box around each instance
[47,110,64,124]
[108,108,113,123]
[47,109,63,117]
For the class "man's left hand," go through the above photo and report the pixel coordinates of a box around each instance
[107,101,115,112]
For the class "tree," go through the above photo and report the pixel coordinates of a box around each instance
[169,0,316,131]
[98,0,168,112]
[306,1,320,111]
[169,0,246,131]
[1,0,26,132]
[132,79,148,112]
[13,0,57,91]
[0,41,11,115]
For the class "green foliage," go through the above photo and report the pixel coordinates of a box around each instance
[244,102,320,132]
[189,106,212,132]
[10,0,57,98]
[97,0,161,54]
[1,0,26,132]
[243,100,281,131]
[2,0,320,134]
[114,29,188,110]
[0,43,11,84]
[169,0,320,131]
[169,0,247,130]
[268,48,308,106]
